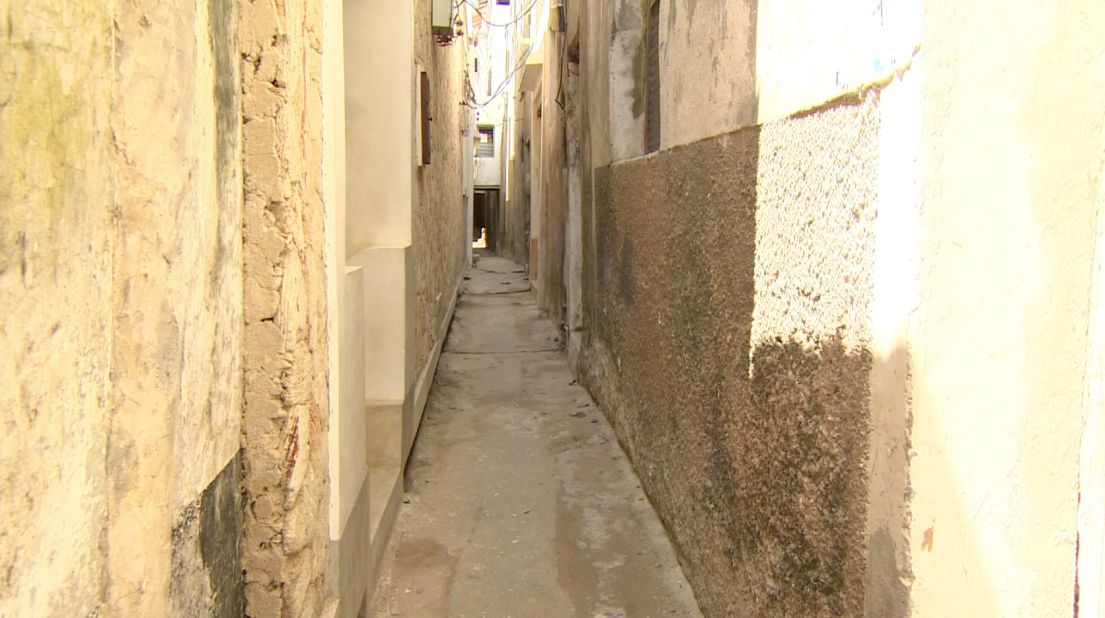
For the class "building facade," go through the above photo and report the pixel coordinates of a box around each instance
[1,0,474,615]
[504,0,1105,615]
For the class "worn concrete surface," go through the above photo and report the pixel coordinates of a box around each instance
[370,256,701,617]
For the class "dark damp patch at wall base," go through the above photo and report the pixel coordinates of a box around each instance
[169,452,245,618]
[738,338,871,615]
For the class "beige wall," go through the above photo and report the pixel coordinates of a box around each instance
[345,0,414,254]
[2,0,246,615]
[660,0,757,147]
[0,2,115,614]
[326,1,471,615]
[908,1,1105,614]
[3,0,473,615]
[754,0,920,123]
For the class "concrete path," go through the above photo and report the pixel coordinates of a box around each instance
[370,256,702,618]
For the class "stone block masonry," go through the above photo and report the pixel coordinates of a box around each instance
[240,0,332,615]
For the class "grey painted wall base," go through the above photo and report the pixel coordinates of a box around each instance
[405,275,462,466]
[328,272,462,617]
[327,479,370,618]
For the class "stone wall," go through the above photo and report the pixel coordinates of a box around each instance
[240,0,331,615]
[413,0,468,377]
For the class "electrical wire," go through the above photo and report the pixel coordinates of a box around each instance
[458,0,552,109]
[462,32,539,109]
[463,0,542,29]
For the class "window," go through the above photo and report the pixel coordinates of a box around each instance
[476,125,495,157]
[645,0,661,153]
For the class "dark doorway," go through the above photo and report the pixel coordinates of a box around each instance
[474,189,499,251]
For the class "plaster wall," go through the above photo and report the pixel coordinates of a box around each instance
[112,1,247,611]
[2,0,246,615]
[579,96,882,615]
[344,0,414,253]
[571,1,1105,616]
[907,2,1105,615]
[659,0,757,147]
[1080,169,1105,617]
[497,94,531,264]
[323,0,351,543]
[0,3,114,614]
[754,0,920,123]
[535,24,569,321]
[325,2,470,614]
[606,0,646,162]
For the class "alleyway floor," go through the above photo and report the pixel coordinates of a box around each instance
[370,256,702,617]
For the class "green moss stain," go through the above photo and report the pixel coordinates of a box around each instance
[0,2,112,273]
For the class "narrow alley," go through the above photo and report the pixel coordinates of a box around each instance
[5,0,1105,616]
[371,256,700,617]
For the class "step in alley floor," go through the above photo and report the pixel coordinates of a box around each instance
[369,256,702,618]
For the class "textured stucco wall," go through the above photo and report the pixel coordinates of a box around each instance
[240,0,332,615]
[2,0,246,614]
[414,0,468,377]
[570,1,1105,616]
[753,0,920,123]
[0,2,115,615]
[580,96,881,616]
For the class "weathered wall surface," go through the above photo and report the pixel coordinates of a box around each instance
[110,0,247,610]
[580,95,881,616]
[571,0,1105,615]
[240,0,331,615]
[127,0,246,613]
[535,27,569,322]
[660,0,757,148]
[497,96,532,264]
[413,0,468,377]
[0,2,115,615]
[2,0,247,615]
